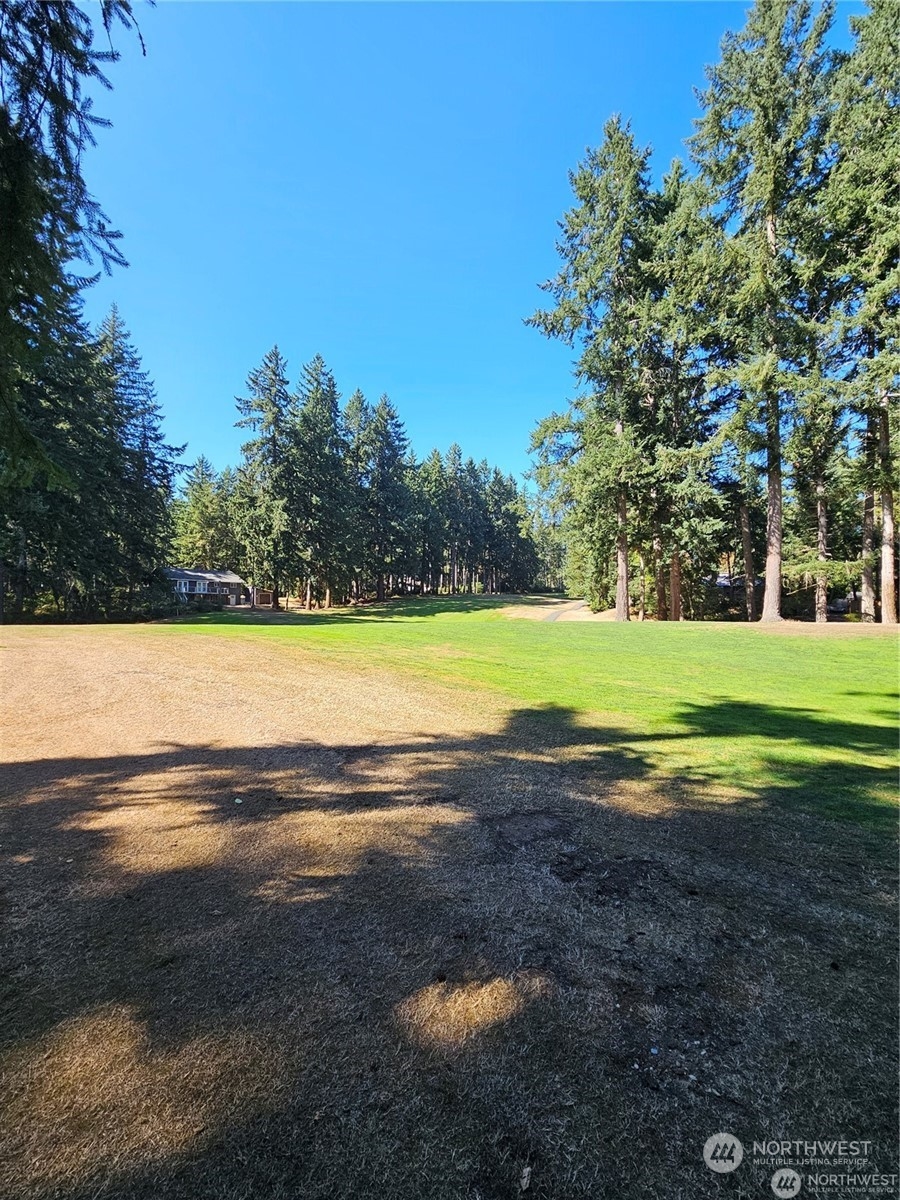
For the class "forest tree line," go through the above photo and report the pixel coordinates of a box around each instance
[0,2,545,619]
[2,323,547,617]
[171,347,543,609]
[2,0,896,622]
[0,2,180,619]
[1,302,178,619]
[529,0,898,623]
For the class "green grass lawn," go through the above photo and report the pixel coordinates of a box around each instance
[168,597,898,831]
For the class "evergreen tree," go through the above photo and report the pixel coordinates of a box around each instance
[528,116,660,620]
[414,449,449,594]
[442,443,466,594]
[691,0,838,620]
[824,0,899,623]
[2,298,175,618]
[172,457,236,570]
[640,161,725,620]
[484,469,538,593]
[234,346,293,607]
[0,1,139,487]
[358,396,411,601]
[290,355,350,607]
[96,305,178,608]
[342,388,374,601]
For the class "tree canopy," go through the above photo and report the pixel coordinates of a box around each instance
[529,0,898,623]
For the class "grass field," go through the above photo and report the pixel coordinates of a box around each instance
[174,597,898,829]
[2,600,897,1200]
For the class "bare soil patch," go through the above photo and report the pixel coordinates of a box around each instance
[1,627,896,1200]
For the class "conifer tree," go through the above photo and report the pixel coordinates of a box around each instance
[0,1,140,486]
[360,396,411,601]
[415,449,449,594]
[234,346,293,607]
[529,116,660,620]
[172,457,236,570]
[342,389,374,601]
[290,355,350,607]
[825,0,899,623]
[691,0,837,621]
[640,161,725,620]
[96,306,178,608]
[2,298,175,618]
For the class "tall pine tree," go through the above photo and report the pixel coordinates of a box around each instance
[691,0,837,620]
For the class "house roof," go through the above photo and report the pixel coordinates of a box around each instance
[164,568,247,585]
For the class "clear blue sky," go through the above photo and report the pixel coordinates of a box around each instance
[80,1,858,483]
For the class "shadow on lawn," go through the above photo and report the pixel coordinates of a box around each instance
[1,700,897,1200]
[662,699,897,818]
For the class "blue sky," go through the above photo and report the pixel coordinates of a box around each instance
[80,1,857,483]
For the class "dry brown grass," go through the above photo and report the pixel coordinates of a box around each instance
[1,626,897,1200]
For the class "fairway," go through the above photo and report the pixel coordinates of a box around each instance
[2,602,897,1200]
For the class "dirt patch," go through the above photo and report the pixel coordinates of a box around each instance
[0,626,896,1200]
[484,810,570,848]
[551,853,665,899]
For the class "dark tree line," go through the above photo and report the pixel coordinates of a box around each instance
[171,349,540,607]
[1,303,179,618]
[1,1,140,488]
[530,0,898,623]
[0,2,180,619]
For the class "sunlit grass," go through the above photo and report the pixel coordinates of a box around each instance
[165,598,898,829]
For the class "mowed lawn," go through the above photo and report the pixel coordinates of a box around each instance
[1,601,897,1200]
[174,597,898,829]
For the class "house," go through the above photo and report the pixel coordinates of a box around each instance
[164,568,248,605]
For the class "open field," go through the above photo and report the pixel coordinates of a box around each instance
[1,599,897,1200]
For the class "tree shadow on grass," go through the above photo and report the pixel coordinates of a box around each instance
[648,699,898,830]
[669,698,897,753]
[0,700,896,1200]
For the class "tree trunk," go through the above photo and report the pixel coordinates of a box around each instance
[760,401,783,621]
[861,486,876,621]
[669,551,683,621]
[638,554,646,621]
[739,501,757,621]
[760,210,783,622]
[879,397,898,624]
[860,411,877,620]
[653,526,667,620]
[13,528,26,616]
[615,490,630,622]
[815,476,828,623]
[305,578,312,610]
